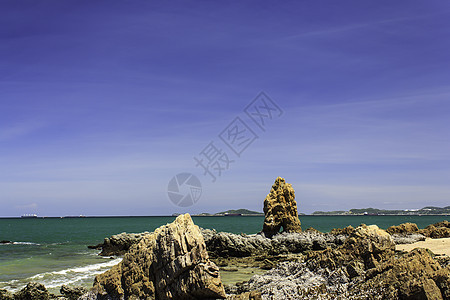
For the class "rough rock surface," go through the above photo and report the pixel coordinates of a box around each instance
[391,233,426,244]
[0,289,14,300]
[262,177,302,237]
[14,282,50,300]
[201,228,346,258]
[227,290,262,300]
[236,224,450,299]
[60,285,88,300]
[88,232,150,256]
[387,222,420,235]
[93,214,226,300]
[421,221,450,238]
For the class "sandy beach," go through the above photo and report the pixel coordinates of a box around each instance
[396,237,450,256]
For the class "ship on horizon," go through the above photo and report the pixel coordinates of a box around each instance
[21,214,38,218]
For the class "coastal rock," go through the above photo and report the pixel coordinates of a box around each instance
[202,228,346,258]
[93,214,226,299]
[307,224,395,273]
[60,285,88,300]
[0,289,14,300]
[237,224,450,299]
[421,223,450,238]
[329,225,355,236]
[262,177,302,237]
[391,233,426,244]
[88,232,149,256]
[360,248,450,299]
[14,282,50,300]
[227,290,262,300]
[386,222,419,235]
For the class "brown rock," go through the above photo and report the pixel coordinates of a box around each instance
[93,214,226,299]
[0,289,14,300]
[420,223,450,239]
[358,248,450,299]
[14,282,50,300]
[304,227,321,234]
[329,225,355,235]
[228,290,262,300]
[387,222,419,235]
[262,177,302,237]
[307,224,395,272]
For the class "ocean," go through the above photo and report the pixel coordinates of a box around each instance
[0,215,448,294]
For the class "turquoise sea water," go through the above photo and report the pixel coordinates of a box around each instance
[0,215,448,293]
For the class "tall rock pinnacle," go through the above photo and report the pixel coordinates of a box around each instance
[262,177,302,237]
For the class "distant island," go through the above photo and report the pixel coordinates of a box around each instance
[189,206,450,217]
[311,206,450,216]
[191,209,264,217]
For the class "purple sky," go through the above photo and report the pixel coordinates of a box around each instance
[1,1,449,216]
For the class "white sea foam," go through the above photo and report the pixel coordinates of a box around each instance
[12,242,40,245]
[0,258,122,293]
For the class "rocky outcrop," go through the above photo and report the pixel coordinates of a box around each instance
[386,221,450,241]
[88,232,149,256]
[93,214,226,299]
[386,222,427,244]
[14,282,50,300]
[262,177,302,237]
[391,233,426,244]
[60,285,88,300]
[329,225,355,236]
[201,228,346,258]
[387,222,419,234]
[227,290,262,300]
[421,221,450,238]
[0,289,14,300]
[236,224,450,299]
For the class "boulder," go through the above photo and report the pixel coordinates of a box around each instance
[329,225,355,236]
[420,222,450,238]
[14,282,49,300]
[0,289,14,300]
[262,177,302,237]
[386,222,419,235]
[93,214,226,299]
[88,232,149,256]
[60,285,88,300]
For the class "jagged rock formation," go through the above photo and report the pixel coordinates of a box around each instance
[421,220,450,238]
[88,231,150,256]
[13,282,50,300]
[0,289,14,300]
[387,222,419,234]
[202,228,346,258]
[262,177,302,237]
[386,221,450,243]
[92,214,226,300]
[60,285,88,300]
[236,224,450,299]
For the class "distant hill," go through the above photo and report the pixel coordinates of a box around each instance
[312,206,450,216]
[216,209,263,215]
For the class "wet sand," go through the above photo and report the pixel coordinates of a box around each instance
[396,237,450,256]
